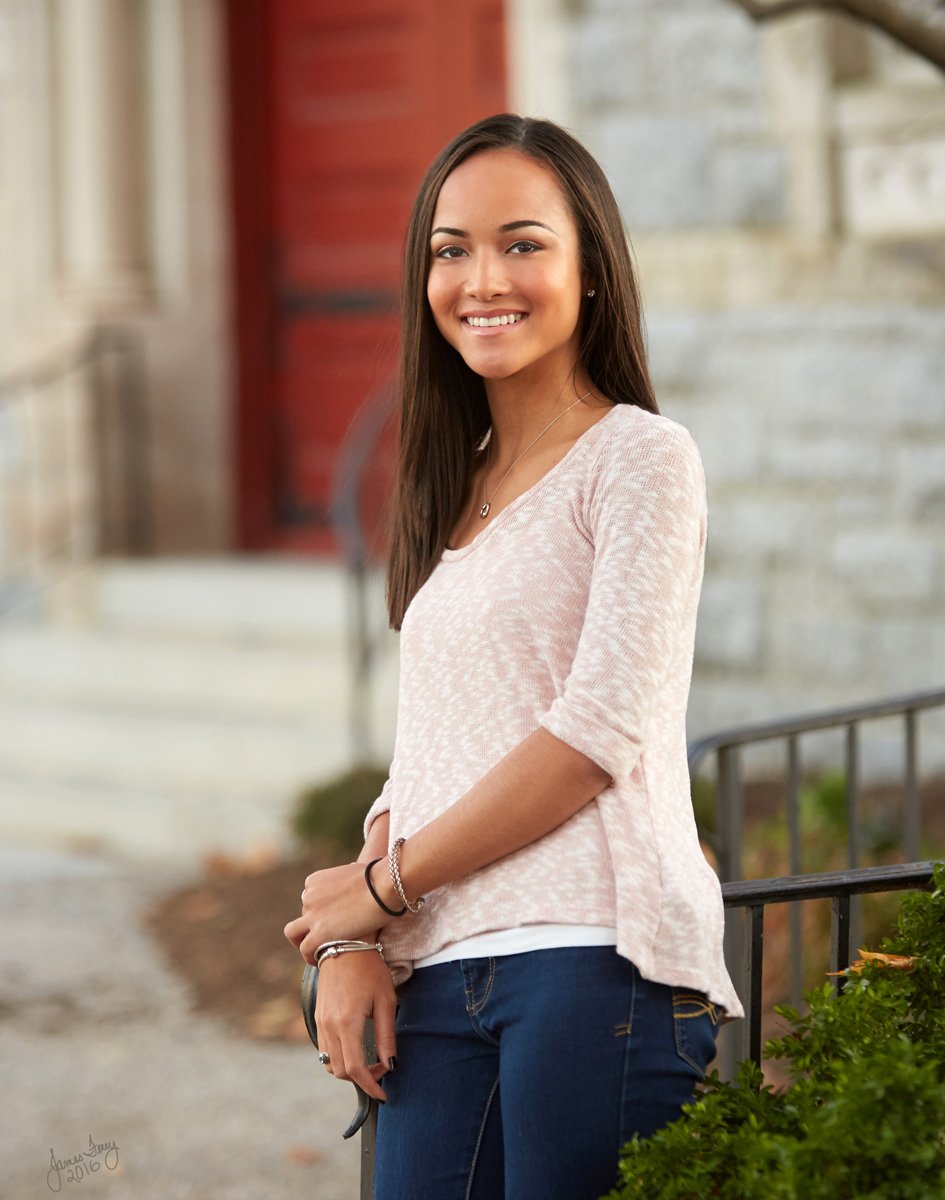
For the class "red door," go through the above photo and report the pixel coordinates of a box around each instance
[226,0,507,555]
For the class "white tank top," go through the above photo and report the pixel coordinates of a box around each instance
[412,923,618,968]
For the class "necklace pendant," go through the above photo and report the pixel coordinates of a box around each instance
[479,503,490,518]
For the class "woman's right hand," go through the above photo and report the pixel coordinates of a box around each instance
[314,947,398,1104]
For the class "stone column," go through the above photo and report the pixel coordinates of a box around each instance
[53,0,150,308]
[762,13,839,240]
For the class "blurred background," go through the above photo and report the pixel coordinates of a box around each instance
[0,0,943,869]
[0,1,944,1195]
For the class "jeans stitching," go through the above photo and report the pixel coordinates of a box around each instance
[616,963,637,1141]
[468,958,496,1016]
[672,989,719,1075]
[465,1074,500,1200]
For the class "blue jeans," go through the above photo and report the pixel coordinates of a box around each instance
[374,946,722,1200]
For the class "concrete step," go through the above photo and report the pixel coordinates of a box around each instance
[0,696,355,796]
[57,557,391,646]
[0,557,398,865]
[0,626,357,720]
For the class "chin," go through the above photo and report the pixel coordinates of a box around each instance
[458,350,527,379]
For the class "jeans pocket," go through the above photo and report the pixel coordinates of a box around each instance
[671,989,722,1078]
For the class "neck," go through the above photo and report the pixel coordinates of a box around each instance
[483,361,596,464]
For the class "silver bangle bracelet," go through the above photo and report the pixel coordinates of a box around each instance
[315,940,384,970]
[389,837,425,914]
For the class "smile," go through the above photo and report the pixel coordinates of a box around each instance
[462,313,527,327]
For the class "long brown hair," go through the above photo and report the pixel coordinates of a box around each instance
[385,113,658,630]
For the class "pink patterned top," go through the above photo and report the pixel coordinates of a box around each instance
[364,401,743,1020]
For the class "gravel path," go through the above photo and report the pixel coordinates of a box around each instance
[0,844,362,1200]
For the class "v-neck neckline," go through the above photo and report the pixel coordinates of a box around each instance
[440,403,623,561]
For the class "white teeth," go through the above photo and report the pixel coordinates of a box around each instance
[465,314,523,327]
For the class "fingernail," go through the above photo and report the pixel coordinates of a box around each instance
[388,1056,397,1071]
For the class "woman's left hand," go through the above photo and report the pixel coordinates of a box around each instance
[284,860,388,965]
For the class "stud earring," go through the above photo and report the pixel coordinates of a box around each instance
[586,289,595,298]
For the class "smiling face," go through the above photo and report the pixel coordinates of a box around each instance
[426,149,589,385]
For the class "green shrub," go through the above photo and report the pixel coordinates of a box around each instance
[800,768,903,858]
[690,774,717,839]
[602,862,945,1200]
[289,764,390,860]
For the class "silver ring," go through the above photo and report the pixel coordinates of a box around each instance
[318,1051,331,1065]
[300,890,306,902]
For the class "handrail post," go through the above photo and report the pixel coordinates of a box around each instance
[717,744,744,1080]
[785,734,803,1010]
[904,709,920,862]
[360,1019,378,1200]
[845,723,863,955]
[830,894,851,989]
[747,904,764,1067]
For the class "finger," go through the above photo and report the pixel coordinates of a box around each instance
[320,1031,342,1079]
[338,1027,388,1103]
[372,991,398,1077]
[283,917,305,949]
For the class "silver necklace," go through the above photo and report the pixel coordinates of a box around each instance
[479,389,594,519]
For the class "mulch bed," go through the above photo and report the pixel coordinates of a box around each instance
[140,844,336,1045]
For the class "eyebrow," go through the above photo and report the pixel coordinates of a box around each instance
[430,220,559,239]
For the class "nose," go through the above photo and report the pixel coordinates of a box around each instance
[464,249,509,301]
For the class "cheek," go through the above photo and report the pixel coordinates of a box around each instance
[427,278,460,344]
[427,272,451,318]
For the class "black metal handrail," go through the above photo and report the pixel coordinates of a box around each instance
[0,325,152,615]
[721,860,938,1067]
[689,686,945,879]
[689,686,945,1014]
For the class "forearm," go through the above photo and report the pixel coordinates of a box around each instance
[374,728,611,910]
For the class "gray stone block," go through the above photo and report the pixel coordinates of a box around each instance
[772,338,945,435]
[765,434,889,488]
[572,18,651,110]
[598,115,712,228]
[691,405,766,486]
[695,577,763,668]
[710,144,787,226]
[831,531,938,604]
[706,499,816,567]
[871,620,945,691]
[652,11,764,104]
[895,444,945,522]
[771,618,869,684]
[646,315,715,391]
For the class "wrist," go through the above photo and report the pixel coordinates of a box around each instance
[377,857,404,911]
[366,856,407,917]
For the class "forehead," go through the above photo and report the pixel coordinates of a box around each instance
[432,149,575,231]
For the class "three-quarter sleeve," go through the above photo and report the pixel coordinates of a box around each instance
[363,775,394,843]
[538,421,707,786]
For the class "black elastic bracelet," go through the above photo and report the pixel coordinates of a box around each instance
[365,857,407,917]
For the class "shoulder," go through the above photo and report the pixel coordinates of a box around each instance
[586,405,705,509]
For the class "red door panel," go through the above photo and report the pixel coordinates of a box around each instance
[228,0,507,554]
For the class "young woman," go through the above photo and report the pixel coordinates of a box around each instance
[285,113,743,1200]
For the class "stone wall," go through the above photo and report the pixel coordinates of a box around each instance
[556,0,945,778]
